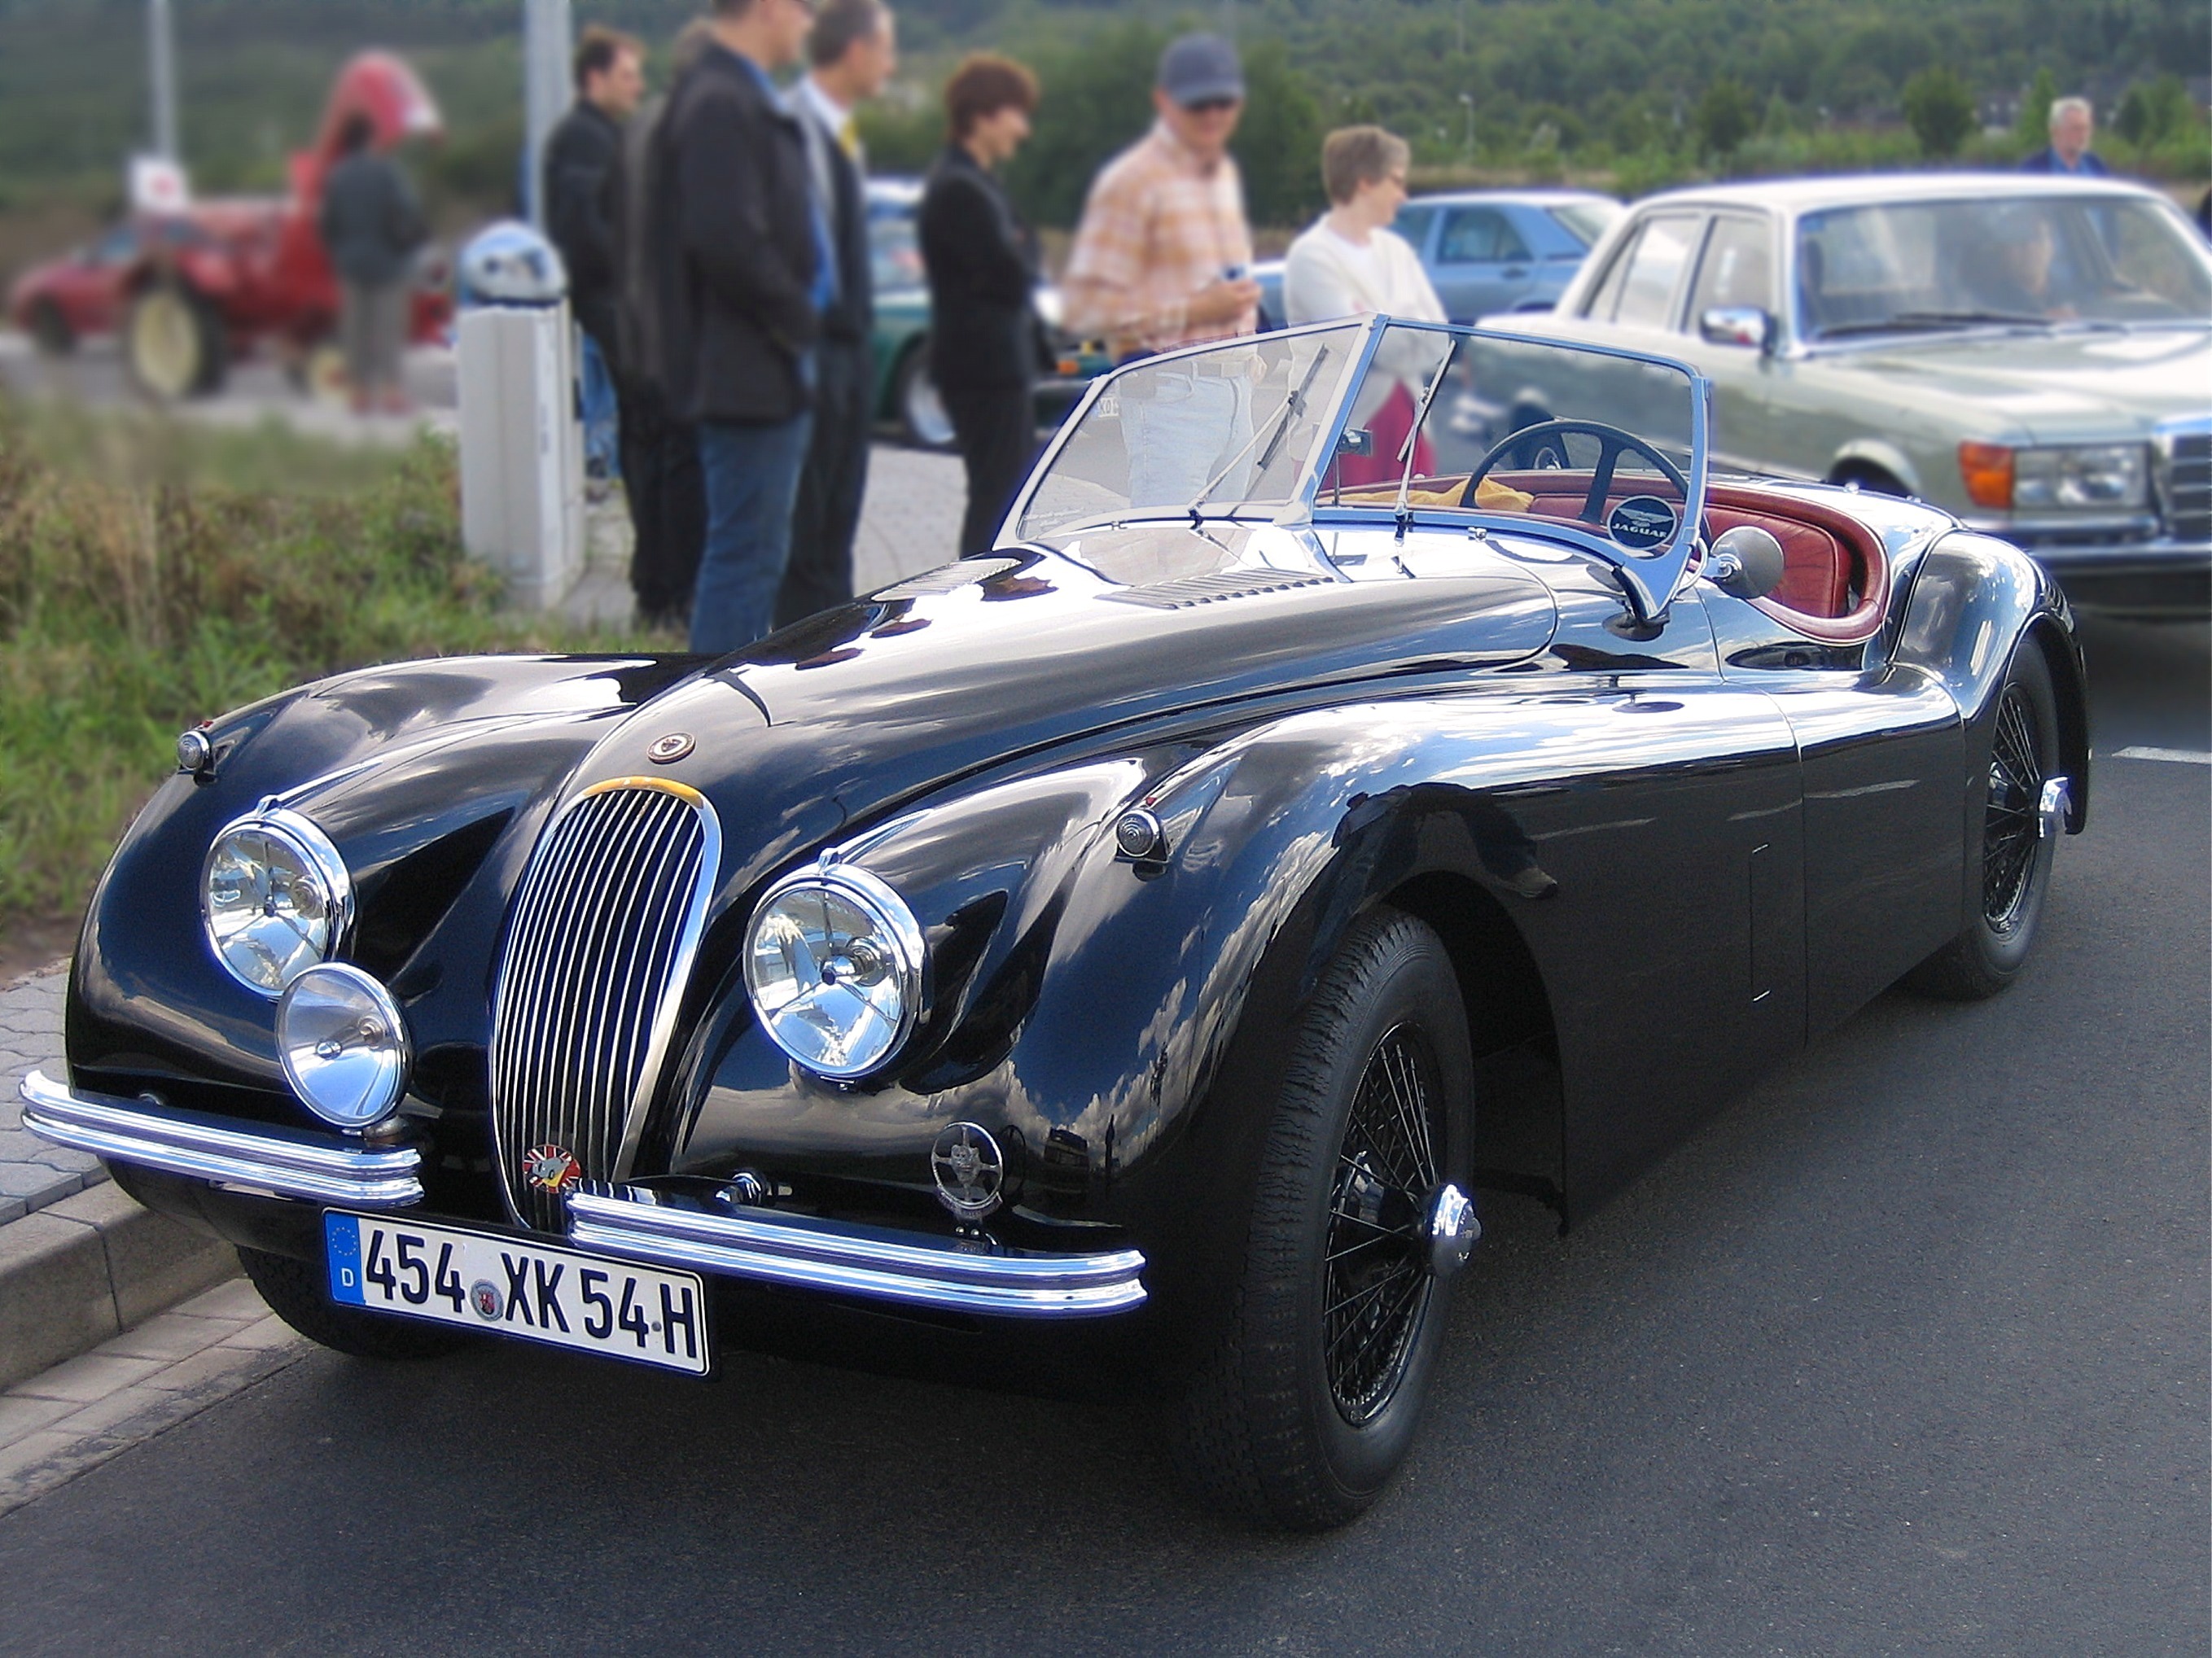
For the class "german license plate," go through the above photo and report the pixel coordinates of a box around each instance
[324,1212,708,1376]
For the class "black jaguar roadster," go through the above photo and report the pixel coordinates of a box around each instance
[25,321,2087,1530]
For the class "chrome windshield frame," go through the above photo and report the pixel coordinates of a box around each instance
[1001,316,1713,621]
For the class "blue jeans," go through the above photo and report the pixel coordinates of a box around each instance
[1123,371,1253,509]
[578,331,619,479]
[691,413,815,654]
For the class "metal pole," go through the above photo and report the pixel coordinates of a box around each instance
[522,0,573,227]
[148,0,178,160]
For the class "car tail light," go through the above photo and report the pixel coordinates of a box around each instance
[1958,442,2015,510]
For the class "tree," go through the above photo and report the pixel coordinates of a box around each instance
[1229,37,1327,230]
[2113,77,2194,147]
[1693,77,1758,161]
[2014,67,2059,151]
[1902,66,1977,159]
[1001,20,1163,230]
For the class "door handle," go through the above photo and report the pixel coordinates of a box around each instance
[1501,267,1529,279]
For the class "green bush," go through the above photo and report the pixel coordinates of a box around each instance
[0,405,649,947]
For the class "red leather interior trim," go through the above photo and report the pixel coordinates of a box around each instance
[1702,481,1890,644]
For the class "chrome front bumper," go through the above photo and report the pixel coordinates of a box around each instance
[19,1069,424,1207]
[566,1185,1148,1319]
[19,1070,1147,1320]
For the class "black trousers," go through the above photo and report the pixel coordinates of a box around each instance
[941,380,1036,557]
[619,373,705,628]
[777,334,872,629]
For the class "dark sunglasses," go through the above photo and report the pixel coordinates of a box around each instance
[1180,96,1240,115]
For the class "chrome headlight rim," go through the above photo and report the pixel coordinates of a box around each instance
[200,803,354,998]
[275,961,412,1130]
[744,861,926,1081]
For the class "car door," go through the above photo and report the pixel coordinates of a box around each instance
[1706,593,1965,1036]
[1430,204,1538,321]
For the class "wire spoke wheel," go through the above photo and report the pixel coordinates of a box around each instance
[1323,1025,1440,1424]
[1982,682,2044,932]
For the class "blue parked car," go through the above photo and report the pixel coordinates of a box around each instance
[1256,189,1621,327]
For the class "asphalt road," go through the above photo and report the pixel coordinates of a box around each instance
[0,615,2204,1654]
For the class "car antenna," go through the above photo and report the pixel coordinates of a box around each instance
[1392,336,1460,542]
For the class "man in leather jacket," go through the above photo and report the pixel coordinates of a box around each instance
[650,0,829,653]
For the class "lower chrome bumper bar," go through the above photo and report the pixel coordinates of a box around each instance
[18,1069,424,1209]
[566,1184,1147,1319]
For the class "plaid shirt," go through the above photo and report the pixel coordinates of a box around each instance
[1062,122,1256,359]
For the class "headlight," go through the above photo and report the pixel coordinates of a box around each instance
[276,963,410,1128]
[202,807,353,995]
[1960,441,2148,511]
[2015,444,2147,510]
[744,864,925,1079]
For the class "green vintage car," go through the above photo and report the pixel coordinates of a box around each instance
[1505,174,2211,618]
[867,178,1110,450]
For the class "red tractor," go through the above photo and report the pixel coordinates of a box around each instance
[7,52,453,400]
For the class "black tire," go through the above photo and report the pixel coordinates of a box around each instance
[1904,643,2062,1000]
[1176,907,1474,1531]
[125,280,226,400]
[27,298,74,357]
[238,1245,471,1361]
[892,344,956,450]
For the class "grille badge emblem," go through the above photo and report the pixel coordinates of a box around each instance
[523,1144,583,1196]
[647,732,694,763]
[930,1122,1005,1222]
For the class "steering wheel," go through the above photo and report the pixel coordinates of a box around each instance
[1461,418,1691,526]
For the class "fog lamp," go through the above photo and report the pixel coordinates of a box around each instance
[277,963,411,1129]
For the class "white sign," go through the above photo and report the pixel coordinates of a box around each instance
[128,155,191,214]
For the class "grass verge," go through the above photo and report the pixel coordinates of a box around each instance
[0,398,655,953]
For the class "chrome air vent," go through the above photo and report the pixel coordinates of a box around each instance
[875,555,1025,599]
[1102,570,1334,610]
[489,779,718,1232]
[2157,420,2210,545]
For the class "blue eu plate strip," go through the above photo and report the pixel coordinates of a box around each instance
[325,1211,366,1304]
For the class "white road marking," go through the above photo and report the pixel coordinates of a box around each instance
[2111,746,2212,765]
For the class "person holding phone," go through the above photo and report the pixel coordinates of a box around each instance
[1062,33,1262,505]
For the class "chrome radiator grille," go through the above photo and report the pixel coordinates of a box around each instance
[2161,426,2210,544]
[490,781,717,1231]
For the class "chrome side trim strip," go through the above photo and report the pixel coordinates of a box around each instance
[564,1185,1148,1319]
[17,1069,423,1209]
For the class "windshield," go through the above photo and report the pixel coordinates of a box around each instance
[1322,322,1702,565]
[1798,195,2211,339]
[868,208,923,294]
[1548,199,1622,249]
[1015,326,1364,540]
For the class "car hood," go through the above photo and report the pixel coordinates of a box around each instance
[576,525,1561,900]
[1820,326,2210,444]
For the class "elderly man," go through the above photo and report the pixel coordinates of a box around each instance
[777,0,896,630]
[1062,33,1264,507]
[2021,96,2110,176]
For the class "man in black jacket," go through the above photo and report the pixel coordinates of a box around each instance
[651,0,828,654]
[544,27,643,488]
[776,0,896,630]
[918,55,1041,556]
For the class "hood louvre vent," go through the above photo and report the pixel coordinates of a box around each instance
[488,782,717,1232]
[1102,570,1333,610]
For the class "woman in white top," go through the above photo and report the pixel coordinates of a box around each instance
[1282,126,1448,483]
[1282,126,1446,328]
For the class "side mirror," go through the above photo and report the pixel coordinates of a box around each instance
[1706,525,1786,602]
[1335,427,1375,458]
[1699,306,1773,352]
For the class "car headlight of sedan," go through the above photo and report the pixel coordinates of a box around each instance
[744,864,925,1080]
[1959,441,2148,511]
[202,807,353,995]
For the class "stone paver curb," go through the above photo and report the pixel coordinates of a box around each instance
[0,964,243,1390]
